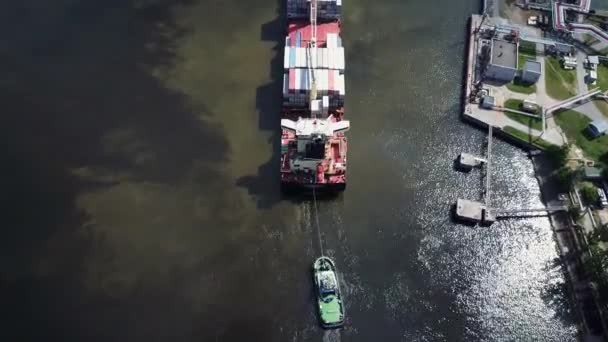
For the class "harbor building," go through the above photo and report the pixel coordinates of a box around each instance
[521,60,542,84]
[484,39,518,82]
[587,120,608,139]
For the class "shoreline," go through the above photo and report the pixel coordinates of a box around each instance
[463,0,606,337]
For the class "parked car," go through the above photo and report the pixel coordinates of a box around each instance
[598,188,608,208]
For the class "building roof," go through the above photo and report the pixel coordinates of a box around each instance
[490,39,517,69]
[589,55,600,64]
[524,60,541,74]
[584,166,602,179]
[482,95,495,106]
[590,120,608,133]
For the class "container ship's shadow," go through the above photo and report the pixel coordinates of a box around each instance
[236,0,292,208]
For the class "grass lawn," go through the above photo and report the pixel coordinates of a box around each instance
[502,126,554,150]
[519,40,537,57]
[504,99,524,111]
[506,79,536,94]
[518,54,535,71]
[595,63,608,92]
[517,41,536,71]
[545,57,578,100]
[503,99,543,130]
[554,110,608,163]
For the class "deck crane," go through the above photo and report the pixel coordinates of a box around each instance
[308,0,318,114]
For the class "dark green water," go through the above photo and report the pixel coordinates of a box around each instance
[0,0,579,340]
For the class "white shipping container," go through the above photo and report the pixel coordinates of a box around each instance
[331,70,340,93]
[311,99,321,114]
[326,33,336,48]
[333,49,339,70]
[317,49,323,68]
[297,69,303,90]
[295,68,301,90]
[284,47,290,69]
[296,48,302,68]
[321,69,328,92]
[283,74,288,95]
[337,47,345,70]
[332,71,338,93]
[303,48,309,68]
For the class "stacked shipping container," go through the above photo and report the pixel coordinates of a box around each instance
[282,12,345,108]
[283,69,345,107]
[287,0,342,20]
[283,47,345,70]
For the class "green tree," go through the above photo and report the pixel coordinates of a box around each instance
[588,250,608,278]
[600,152,608,167]
[586,230,608,302]
[568,205,581,219]
[596,224,608,242]
[554,167,576,191]
[581,183,600,205]
[545,144,570,166]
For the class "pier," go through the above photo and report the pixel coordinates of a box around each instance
[455,125,568,224]
[457,153,486,170]
[493,206,569,218]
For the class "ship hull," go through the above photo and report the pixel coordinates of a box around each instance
[281,1,347,195]
[281,181,346,194]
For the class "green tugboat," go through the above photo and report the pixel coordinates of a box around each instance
[313,256,345,328]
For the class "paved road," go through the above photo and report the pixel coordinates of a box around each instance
[575,50,606,123]
[485,0,499,17]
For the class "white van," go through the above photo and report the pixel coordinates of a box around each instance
[598,188,608,208]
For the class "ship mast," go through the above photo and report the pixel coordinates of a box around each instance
[308,0,318,115]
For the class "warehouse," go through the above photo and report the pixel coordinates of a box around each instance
[521,60,541,84]
[587,120,608,139]
[484,39,518,83]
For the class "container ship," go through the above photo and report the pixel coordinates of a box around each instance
[281,0,349,193]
